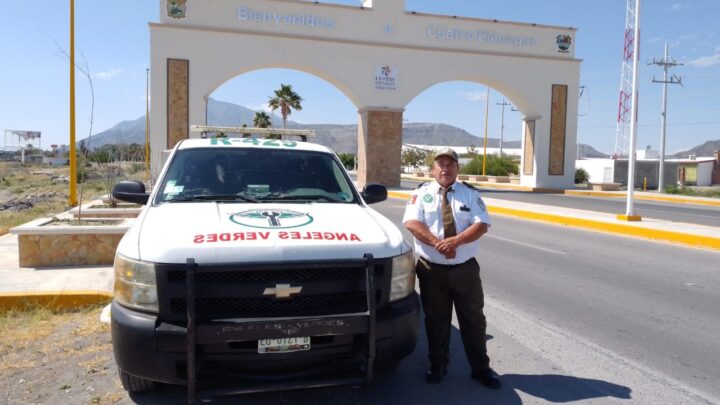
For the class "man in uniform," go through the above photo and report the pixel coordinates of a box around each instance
[402,148,501,388]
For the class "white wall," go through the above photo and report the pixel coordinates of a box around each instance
[575,159,615,184]
[697,161,713,186]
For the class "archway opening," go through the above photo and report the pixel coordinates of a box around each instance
[403,81,524,177]
[206,68,360,166]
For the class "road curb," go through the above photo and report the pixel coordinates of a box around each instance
[387,191,720,251]
[0,290,113,312]
[564,190,720,207]
[487,205,720,251]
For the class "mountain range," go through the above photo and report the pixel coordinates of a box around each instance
[80,98,715,158]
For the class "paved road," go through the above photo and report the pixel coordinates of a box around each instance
[400,179,720,227]
[377,198,720,402]
[126,199,720,404]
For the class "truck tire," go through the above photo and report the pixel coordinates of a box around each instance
[119,370,156,392]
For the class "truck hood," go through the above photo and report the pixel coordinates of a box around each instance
[133,202,404,264]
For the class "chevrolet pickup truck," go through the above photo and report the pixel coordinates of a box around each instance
[110,137,419,399]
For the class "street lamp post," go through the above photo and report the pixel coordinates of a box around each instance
[68,0,77,207]
[620,0,642,221]
[145,67,150,182]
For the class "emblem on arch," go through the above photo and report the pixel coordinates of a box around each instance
[167,0,187,19]
[556,34,572,53]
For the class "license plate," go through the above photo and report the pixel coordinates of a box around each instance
[258,337,311,354]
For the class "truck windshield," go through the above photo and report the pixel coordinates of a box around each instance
[155,147,358,204]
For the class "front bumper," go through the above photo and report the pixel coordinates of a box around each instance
[111,292,419,385]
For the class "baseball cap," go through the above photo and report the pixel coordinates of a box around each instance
[433,148,458,162]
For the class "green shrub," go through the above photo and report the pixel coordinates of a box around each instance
[461,155,518,176]
[338,153,356,170]
[575,168,589,184]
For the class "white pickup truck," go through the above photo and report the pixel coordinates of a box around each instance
[110,137,419,399]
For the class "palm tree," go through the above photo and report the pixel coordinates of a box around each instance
[268,84,303,130]
[253,111,272,128]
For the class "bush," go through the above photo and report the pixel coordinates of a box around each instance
[338,153,355,170]
[460,155,518,176]
[575,168,589,184]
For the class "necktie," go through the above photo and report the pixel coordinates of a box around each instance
[440,187,456,237]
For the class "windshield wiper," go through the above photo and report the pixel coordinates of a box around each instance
[260,194,343,202]
[168,194,259,203]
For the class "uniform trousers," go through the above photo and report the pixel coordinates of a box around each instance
[416,256,490,372]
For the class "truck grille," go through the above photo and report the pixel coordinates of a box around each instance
[169,292,368,318]
[156,260,388,322]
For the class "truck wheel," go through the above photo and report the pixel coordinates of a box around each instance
[119,370,156,392]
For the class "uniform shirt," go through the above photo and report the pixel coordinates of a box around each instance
[402,180,491,265]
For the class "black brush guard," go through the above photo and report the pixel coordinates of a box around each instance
[184,254,377,404]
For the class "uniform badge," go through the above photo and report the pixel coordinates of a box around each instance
[408,195,417,205]
[423,194,433,203]
[477,197,486,212]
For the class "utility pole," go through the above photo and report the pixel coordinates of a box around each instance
[496,99,512,156]
[482,86,490,175]
[648,43,683,193]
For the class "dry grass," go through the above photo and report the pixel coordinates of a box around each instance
[0,161,141,235]
[0,304,106,367]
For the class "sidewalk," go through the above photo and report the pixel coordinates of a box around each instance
[0,233,113,310]
[1,184,719,310]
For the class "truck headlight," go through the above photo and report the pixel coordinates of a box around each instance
[390,249,416,302]
[114,254,158,313]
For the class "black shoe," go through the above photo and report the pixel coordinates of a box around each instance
[426,365,448,384]
[471,368,502,389]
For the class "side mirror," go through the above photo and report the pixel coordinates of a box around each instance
[361,184,387,205]
[112,180,149,205]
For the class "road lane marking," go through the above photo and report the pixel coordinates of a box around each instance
[487,234,567,255]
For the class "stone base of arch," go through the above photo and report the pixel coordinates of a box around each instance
[357,107,403,188]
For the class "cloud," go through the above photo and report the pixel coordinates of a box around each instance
[457,90,488,102]
[249,103,272,113]
[687,53,720,67]
[670,3,689,11]
[95,68,123,80]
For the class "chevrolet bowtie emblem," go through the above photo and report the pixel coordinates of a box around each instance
[263,284,303,299]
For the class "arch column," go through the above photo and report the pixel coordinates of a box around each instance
[357,107,404,188]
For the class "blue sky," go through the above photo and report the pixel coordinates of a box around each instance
[1,0,719,155]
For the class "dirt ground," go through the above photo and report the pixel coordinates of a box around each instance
[0,305,129,405]
[0,306,356,405]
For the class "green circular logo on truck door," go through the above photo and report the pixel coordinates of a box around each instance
[230,209,314,229]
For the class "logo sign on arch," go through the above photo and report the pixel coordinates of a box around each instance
[375,65,397,91]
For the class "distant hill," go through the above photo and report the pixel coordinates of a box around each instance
[80,116,146,149]
[578,143,610,158]
[79,98,510,154]
[671,140,720,158]
[81,99,710,159]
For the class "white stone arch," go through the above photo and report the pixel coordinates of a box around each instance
[151,0,581,189]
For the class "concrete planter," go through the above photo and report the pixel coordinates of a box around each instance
[488,176,510,183]
[590,183,621,191]
[414,172,425,177]
[457,175,470,181]
[9,217,132,267]
[69,203,142,219]
[469,175,488,182]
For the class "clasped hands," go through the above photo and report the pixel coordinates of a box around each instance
[434,236,457,259]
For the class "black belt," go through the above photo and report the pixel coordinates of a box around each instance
[419,257,474,269]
